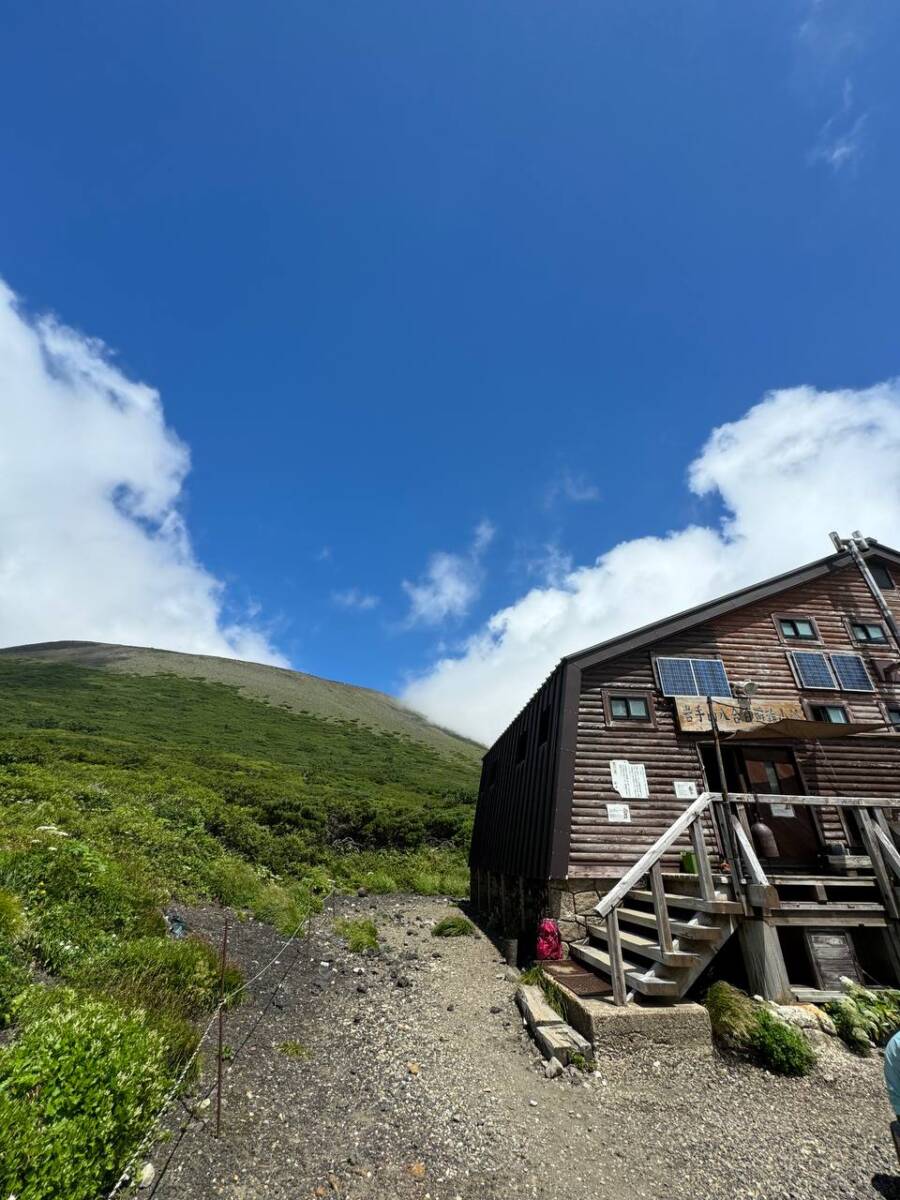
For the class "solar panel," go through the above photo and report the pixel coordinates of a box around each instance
[656,657,731,697]
[692,658,732,698]
[831,652,874,692]
[656,658,698,696]
[791,651,837,690]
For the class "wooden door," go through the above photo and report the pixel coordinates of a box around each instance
[741,748,820,865]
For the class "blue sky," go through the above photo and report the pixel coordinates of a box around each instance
[3,1,900,740]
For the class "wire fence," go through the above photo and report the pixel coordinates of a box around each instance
[105,891,333,1200]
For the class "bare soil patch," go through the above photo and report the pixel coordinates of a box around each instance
[145,896,900,1200]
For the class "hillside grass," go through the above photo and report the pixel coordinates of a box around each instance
[0,658,479,1198]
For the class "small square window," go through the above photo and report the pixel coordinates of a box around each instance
[779,617,817,641]
[851,621,888,644]
[887,706,900,730]
[515,730,528,765]
[608,695,650,721]
[810,704,849,725]
[871,563,895,590]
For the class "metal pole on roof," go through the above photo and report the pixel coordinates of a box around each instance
[830,531,900,658]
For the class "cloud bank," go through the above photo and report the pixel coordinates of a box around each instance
[402,382,900,744]
[0,279,286,665]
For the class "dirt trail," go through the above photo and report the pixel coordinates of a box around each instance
[147,895,900,1200]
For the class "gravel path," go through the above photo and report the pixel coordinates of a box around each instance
[144,895,900,1200]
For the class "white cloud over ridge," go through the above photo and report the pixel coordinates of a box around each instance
[0,279,286,665]
[402,382,900,744]
[402,519,495,627]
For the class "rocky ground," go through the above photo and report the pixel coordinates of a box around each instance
[142,894,900,1200]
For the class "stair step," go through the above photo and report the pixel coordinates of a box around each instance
[769,875,877,887]
[628,889,741,915]
[586,921,700,967]
[615,906,722,942]
[777,900,885,912]
[570,943,679,996]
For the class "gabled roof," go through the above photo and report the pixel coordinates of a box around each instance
[562,539,900,672]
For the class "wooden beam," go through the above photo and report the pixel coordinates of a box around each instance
[690,818,716,901]
[605,908,628,1006]
[649,862,673,954]
[731,817,769,887]
[873,822,900,885]
[857,808,900,920]
[729,792,900,810]
[738,920,792,1003]
[594,793,714,918]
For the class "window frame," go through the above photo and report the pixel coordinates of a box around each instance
[845,616,890,647]
[653,655,732,699]
[877,699,900,734]
[772,612,823,646]
[602,688,657,729]
[870,562,896,591]
[802,699,851,726]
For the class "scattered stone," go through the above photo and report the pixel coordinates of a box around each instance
[408,1161,427,1180]
[544,1057,564,1079]
[138,1162,155,1189]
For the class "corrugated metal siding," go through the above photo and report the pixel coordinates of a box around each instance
[568,560,900,877]
[469,664,565,878]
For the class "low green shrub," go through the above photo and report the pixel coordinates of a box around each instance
[250,882,307,934]
[0,888,24,939]
[334,917,379,952]
[0,986,172,1200]
[75,935,244,1021]
[205,856,262,908]
[705,982,815,1076]
[826,981,900,1054]
[278,1040,310,1059]
[431,915,475,938]
[0,948,30,1028]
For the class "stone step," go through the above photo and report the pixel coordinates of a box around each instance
[585,921,701,968]
[570,943,679,997]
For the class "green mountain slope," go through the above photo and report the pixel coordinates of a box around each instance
[0,646,481,1198]
[0,641,482,762]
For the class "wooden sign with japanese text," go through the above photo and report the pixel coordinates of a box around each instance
[673,696,805,734]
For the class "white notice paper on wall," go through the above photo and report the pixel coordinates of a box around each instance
[674,780,698,800]
[606,803,631,823]
[609,760,649,800]
[770,803,796,818]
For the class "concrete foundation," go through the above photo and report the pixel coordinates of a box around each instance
[551,977,712,1055]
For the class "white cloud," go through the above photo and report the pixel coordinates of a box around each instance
[0,279,287,665]
[808,79,867,171]
[402,381,900,743]
[332,588,380,612]
[544,470,600,508]
[402,520,495,627]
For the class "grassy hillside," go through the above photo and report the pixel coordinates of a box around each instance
[0,641,483,761]
[0,652,481,1199]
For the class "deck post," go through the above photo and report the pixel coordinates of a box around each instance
[690,818,716,901]
[738,919,792,1003]
[650,862,673,954]
[605,908,628,1006]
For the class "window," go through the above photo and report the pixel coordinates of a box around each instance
[537,708,550,745]
[871,563,895,590]
[655,657,732,698]
[608,695,650,721]
[886,706,900,731]
[515,730,528,765]
[789,650,837,690]
[778,617,818,641]
[850,621,888,645]
[810,704,849,725]
[790,650,875,693]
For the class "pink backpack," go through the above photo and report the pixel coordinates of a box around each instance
[536,917,562,961]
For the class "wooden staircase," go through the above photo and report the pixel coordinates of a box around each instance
[567,791,900,1006]
[571,875,740,1000]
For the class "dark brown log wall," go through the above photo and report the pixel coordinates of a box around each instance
[469,663,567,878]
[568,560,900,877]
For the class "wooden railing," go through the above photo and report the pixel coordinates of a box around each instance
[592,791,900,1006]
[594,792,718,1004]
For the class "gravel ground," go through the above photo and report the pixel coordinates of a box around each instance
[142,895,900,1200]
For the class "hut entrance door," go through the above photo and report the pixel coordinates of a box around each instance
[738,748,820,868]
[701,744,821,868]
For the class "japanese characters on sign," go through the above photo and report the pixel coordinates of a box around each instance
[673,696,805,733]
[609,759,649,799]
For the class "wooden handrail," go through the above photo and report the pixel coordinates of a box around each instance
[595,792,716,919]
[731,816,769,887]
[873,822,900,883]
[727,792,900,810]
